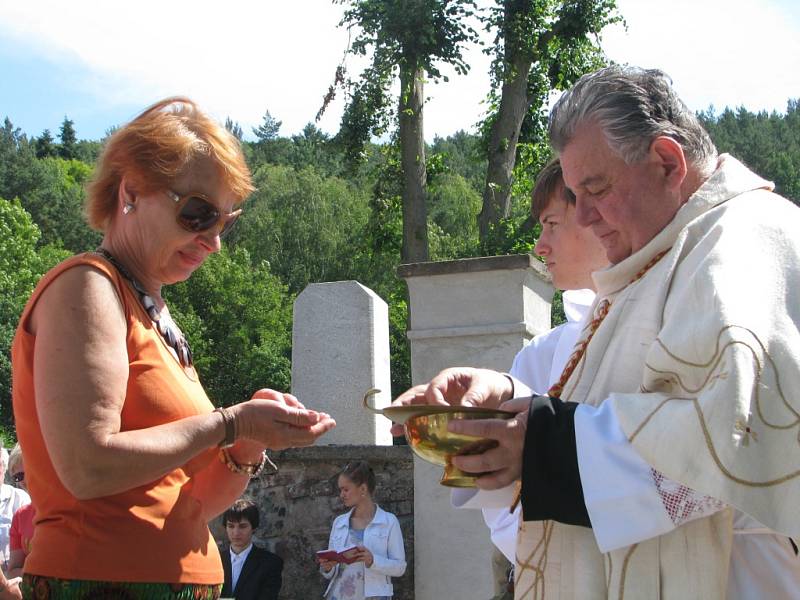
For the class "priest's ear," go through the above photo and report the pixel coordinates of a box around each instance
[649,136,688,192]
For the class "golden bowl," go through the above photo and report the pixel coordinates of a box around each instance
[363,388,515,487]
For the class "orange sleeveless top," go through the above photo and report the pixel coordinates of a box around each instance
[11,253,222,583]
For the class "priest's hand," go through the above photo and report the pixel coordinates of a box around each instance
[447,396,531,489]
[390,368,514,436]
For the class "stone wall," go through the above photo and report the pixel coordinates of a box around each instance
[210,445,414,600]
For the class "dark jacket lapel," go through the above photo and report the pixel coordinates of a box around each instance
[235,545,261,594]
[220,545,233,597]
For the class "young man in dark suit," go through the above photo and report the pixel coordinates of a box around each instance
[220,499,283,600]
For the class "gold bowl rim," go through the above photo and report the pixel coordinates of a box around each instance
[363,387,515,424]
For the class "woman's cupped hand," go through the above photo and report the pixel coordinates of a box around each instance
[233,389,336,450]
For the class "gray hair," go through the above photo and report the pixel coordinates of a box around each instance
[7,444,22,475]
[549,65,717,175]
[0,446,7,472]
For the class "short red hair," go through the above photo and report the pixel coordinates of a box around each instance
[86,96,254,231]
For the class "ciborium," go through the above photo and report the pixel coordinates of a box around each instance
[363,388,515,487]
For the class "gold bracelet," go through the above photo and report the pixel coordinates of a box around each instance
[218,448,277,478]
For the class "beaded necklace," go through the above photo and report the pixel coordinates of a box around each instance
[95,247,194,368]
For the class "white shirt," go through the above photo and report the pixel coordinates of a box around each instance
[0,483,30,565]
[452,289,594,563]
[229,543,253,591]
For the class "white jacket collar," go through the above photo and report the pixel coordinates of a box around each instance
[334,504,388,528]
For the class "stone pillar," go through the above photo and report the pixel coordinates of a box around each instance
[292,281,392,445]
[398,254,553,600]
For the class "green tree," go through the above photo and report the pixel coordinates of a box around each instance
[0,198,70,431]
[699,100,800,204]
[0,118,39,203]
[35,129,57,159]
[164,246,294,405]
[478,0,619,249]
[329,0,480,263]
[252,110,282,143]
[427,172,481,258]
[225,117,244,141]
[230,163,372,294]
[430,130,487,192]
[58,116,78,160]
[19,157,101,253]
[288,123,344,177]
[0,120,99,253]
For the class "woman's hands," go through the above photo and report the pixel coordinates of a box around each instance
[318,557,337,573]
[233,389,336,450]
[353,545,374,567]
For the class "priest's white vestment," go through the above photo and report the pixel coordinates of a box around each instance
[514,155,800,598]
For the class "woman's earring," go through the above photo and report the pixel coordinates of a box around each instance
[123,202,135,215]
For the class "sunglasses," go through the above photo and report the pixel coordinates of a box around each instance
[166,190,242,238]
[12,471,24,483]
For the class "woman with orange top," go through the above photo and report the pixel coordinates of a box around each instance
[11,97,336,597]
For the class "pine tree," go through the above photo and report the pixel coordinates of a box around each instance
[225,117,244,141]
[35,129,56,159]
[58,117,77,160]
[252,111,281,143]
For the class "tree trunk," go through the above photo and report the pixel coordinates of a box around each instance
[478,51,533,244]
[399,66,429,263]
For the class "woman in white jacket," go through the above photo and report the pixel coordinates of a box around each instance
[320,461,406,599]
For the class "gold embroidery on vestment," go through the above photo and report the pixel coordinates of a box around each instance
[617,543,640,600]
[515,520,553,599]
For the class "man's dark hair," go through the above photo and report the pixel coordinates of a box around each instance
[531,157,574,221]
[224,498,260,529]
[341,461,376,494]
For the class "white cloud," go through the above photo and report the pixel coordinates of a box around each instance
[602,0,800,114]
[0,1,355,135]
[0,0,798,140]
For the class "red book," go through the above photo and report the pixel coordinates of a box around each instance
[316,545,359,564]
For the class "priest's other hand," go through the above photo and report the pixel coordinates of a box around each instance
[448,396,531,489]
[389,368,514,436]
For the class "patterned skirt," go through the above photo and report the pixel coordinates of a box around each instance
[21,576,222,600]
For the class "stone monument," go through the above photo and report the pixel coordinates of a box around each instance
[292,281,393,446]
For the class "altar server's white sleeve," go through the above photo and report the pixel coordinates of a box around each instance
[575,401,725,552]
[451,485,517,510]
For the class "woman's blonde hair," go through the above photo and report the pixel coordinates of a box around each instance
[86,96,254,231]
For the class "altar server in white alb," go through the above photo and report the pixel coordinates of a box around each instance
[395,65,800,598]
[449,158,605,578]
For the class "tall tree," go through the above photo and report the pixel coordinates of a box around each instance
[699,100,800,204]
[58,116,78,160]
[35,129,56,159]
[252,110,282,143]
[224,117,244,141]
[328,0,479,263]
[477,0,619,245]
[0,198,69,430]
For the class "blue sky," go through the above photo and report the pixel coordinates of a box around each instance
[1,0,799,143]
